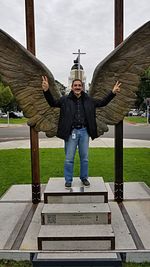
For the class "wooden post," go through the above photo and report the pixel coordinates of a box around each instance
[25,0,41,204]
[114,0,124,202]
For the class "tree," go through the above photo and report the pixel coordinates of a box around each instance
[0,80,16,112]
[55,80,66,95]
[136,67,150,110]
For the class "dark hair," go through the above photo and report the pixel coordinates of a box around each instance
[71,79,83,87]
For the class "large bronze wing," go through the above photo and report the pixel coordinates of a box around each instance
[89,21,150,136]
[0,29,62,137]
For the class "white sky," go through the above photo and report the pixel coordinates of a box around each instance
[0,0,150,86]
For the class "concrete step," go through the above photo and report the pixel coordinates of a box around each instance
[38,224,115,251]
[41,203,111,225]
[44,177,108,204]
[32,252,122,267]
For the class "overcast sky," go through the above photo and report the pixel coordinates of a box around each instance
[0,0,150,86]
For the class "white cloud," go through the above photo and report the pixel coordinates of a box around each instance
[0,0,150,86]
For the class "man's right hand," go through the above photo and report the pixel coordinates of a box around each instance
[42,76,49,91]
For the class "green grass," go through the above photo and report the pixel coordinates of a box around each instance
[123,264,150,267]
[0,148,149,197]
[0,118,27,124]
[0,117,147,125]
[124,116,147,124]
[0,260,31,267]
[0,260,150,267]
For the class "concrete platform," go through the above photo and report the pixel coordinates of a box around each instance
[0,202,32,249]
[0,179,150,262]
[44,177,108,203]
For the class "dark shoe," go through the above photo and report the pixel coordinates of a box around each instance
[82,179,90,186]
[65,182,72,188]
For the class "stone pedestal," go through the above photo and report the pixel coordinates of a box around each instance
[44,177,108,203]
[37,177,115,252]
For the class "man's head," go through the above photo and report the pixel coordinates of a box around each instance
[71,79,83,97]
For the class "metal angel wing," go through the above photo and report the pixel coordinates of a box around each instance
[0,29,62,137]
[89,21,150,136]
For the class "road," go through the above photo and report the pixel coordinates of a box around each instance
[0,122,150,141]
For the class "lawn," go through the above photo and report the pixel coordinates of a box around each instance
[124,116,147,124]
[0,260,31,267]
[0,118,27,124]
[0,147,149,197]
[0,259,150,267]
[0,116,148,125]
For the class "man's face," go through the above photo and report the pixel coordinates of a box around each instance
[71,80,83,97]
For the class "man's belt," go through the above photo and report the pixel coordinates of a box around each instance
[72,125,86,129]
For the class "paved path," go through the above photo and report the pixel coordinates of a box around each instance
[0,123,150,149]
[0,136,150,149]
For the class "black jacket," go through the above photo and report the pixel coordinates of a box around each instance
[44,89,115,141]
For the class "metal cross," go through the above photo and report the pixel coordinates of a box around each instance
[73,49,86,78]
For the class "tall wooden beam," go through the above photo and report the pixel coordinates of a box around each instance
[25,0,41,204]
[114,0,124,202]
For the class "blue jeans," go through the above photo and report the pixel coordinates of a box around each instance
[64,128,89,183]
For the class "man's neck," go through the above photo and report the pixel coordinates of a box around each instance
[72,91,81,98]
[75,94,81,98]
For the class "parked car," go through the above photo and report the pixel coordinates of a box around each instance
[9,111,23,118]
[141,112,147,117]
[138,110,144,116]
[0,112,7,118]
[142,112,150,119]
[128,109,139,116]
[15,111,24,118]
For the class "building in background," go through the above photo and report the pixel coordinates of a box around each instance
[66,49,88,94]
[67,57,87,94]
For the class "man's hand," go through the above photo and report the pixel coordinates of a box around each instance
[112,81,121,94]
[42,76,49,91]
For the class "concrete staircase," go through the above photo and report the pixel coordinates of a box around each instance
[32,177,122,266]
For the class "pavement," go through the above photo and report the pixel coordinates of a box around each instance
[0,124,150,149]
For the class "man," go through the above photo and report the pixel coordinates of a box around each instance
[42,76,121,188]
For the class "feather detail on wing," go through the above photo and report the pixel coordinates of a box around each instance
[0,29,62,137]
[89,21,150,136]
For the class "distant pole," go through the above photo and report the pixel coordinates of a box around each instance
[114,0,124,202]
[25,0,41,204]
[146,102,150,125]
[73,49,86,79]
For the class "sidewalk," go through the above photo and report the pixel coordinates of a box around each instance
[0,123,150,149]
[0,137,150,149]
